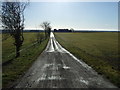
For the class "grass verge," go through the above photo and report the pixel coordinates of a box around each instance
[2,32,49,88]
[55,32,120,87]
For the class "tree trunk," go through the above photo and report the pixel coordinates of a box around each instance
[16,45,20,58]
[45,30,47,39]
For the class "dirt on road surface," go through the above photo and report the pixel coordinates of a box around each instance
[15,32,117,88]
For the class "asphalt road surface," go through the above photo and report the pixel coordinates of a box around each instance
[16,32,117,88]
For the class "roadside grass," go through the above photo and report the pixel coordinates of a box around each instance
[55,32,120,87]
[2,33,38,63]
[2,32,48,87]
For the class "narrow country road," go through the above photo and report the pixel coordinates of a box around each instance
[15,32,117,88]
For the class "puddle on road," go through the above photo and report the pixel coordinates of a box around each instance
[48,76,63,80]
[37,74,64,81]
[78,77,89,85]
[63,66,70,70]
[37,74,46,81]
[43,64,53,68]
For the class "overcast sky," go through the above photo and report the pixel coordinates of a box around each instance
[23,2,118,31]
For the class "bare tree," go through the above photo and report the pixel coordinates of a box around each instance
[40,21,51,38]
[70,28,74,32]
[1,1,28,57]
[47,26,51,36]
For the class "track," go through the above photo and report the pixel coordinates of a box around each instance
[15,32,117,88]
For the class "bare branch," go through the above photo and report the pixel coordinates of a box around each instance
[40,21,51,38]
[1,1,28,57]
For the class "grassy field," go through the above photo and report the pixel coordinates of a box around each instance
[2,32,48,88]
[55,32,120,87]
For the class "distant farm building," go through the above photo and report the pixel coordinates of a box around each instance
[54,29,72,32]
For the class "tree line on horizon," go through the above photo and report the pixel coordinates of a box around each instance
[54,28,74,32]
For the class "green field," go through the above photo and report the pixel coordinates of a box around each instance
[2,32,48,87]
[55,32,120,87]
